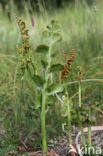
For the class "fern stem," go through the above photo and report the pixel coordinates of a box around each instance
[65,83,72,145]
[67,98,72,145]
[88,109,92,148]
[79,82,82,107]
[41,86,47,152]
[41,44,52,152]
[78,81,85,145]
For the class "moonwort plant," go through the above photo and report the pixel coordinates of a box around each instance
[60,55,87,147]
[15,14,34,76]
[15,14,36,122]
[60,49,75,145]
[34,20,63,152]
[78,67,86,146]
[16,16,63,152]
[77,68,96,150]
[78,68,93,148]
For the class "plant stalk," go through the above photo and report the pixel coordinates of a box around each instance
[65,83,72,145]
[41,45,52,153]
[78,81,85,145]
[88,109,92,148]
[79,81,82,107]
[41,87,47,153]
[80,121,85,146]
[67,98,72,145]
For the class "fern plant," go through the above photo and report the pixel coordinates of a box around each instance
[16,16,63,152]
[34,20,63,152]
[78,67,86,145]
[60,49,75,145]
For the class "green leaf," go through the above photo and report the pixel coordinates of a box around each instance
[51,53,57,58]
[47,95,56,106]
[47,83,64,95]
[42,30,49,39]
[41,60,48,68]
[33,74,45,86]
[35,94,41,109]
[50,64,64,72]
[53,32,62,42]
[35,45,49,54]
[51,20,60,31]
[46,25,52,30]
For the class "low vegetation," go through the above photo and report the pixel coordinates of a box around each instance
[0,1,103,155]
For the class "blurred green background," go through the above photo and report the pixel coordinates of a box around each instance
[0,0,103,155]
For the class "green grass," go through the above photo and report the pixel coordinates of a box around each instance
[0,1,103,155]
